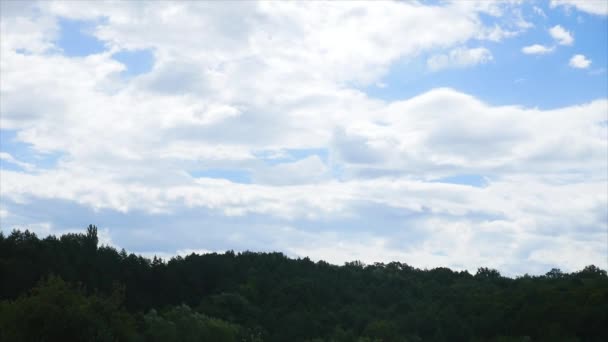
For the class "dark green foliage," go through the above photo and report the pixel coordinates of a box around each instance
[141,305,240,342]
[0,276,137,342]
[1,226,607,341]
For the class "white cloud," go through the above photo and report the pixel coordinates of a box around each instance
[569,54,592,68]
[549,25,574,45]
[521,44,555,55]
[334,89,607,178]
[478,25,520,42]
[427,47,493,71]
[0,1,58,55]
[533,6,547,18]
[158,143,254,162]
[2,89,605,221]
[0,1,606,274]
[551,0,608,16]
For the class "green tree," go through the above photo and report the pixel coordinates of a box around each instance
[0,276,137,342]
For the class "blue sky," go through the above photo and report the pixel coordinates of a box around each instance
[1,0,607,275]
[363,1,608,109]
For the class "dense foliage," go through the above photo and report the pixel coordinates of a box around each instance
[1,225,606,341]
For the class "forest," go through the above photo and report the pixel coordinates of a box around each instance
[0,225,606,341]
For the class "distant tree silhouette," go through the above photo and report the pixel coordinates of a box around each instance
[1,225,607,341]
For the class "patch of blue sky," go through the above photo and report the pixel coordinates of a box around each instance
[189,169,251,184]
[0,196,504,258]
[362,2,607,109]
[55,17,106,57]
[254,148,329,165]
[111,49,155,76]
[431,174,488,188]
[0,129,62,170]
[329,163,346,182]
[0,159,23,172]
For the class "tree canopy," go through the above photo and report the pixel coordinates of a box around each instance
[1,225,606,341]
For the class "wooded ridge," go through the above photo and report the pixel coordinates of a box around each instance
[1,225,606,341]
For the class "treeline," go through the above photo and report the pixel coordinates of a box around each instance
[0,225,606,341]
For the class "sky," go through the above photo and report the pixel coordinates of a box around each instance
[1,0,607,275]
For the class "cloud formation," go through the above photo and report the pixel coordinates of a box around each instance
[427,47,493,71]
[569,54,592,68]
[1,1,606,275]
[549,25,574,45]
[551,0,608,16]
[522,44,554,55]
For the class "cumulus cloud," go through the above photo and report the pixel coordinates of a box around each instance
[521,44,554,55]
[0,1,606,274]
[2,88,605,272]
[569,54,592,68]
[427,47,493,71]
[551,0,608,16]
[0,2,58,54]
[549,25,574,45]
[334,89,607,179]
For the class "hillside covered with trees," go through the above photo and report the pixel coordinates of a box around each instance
[1,225,606,341]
